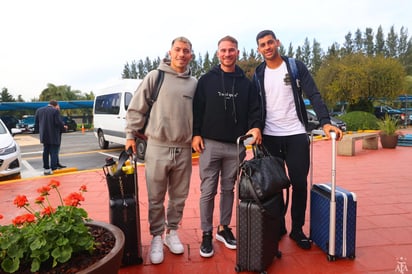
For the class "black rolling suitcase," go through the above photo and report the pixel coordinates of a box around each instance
[235,135,285,274]
[104,150,143,265]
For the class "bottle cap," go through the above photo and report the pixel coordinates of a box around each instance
[105,157,116,166]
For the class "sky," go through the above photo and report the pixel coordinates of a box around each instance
[1,0,411,101]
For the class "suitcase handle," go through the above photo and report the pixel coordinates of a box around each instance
[236,134,253,145]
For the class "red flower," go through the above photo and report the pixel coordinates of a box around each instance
[41,206,55,216]
[79,185,87,192]
[35,196,45,204]
[37,185,51,196]
[13,195,28,208]
[12,213,36,226]
[0,214,3,220]
[48,179,60,189]
[63,192,85,207]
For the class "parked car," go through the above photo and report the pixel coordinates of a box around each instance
[0,115,19,133]
[16,115,35,133]
[0,119,21,179]
[307,109,347,132]
[374,106,406,123]
[399,107,412,125]
[62,116,77,132]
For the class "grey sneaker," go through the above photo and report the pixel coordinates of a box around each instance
[164,230,184,254]
[150,235,164,264]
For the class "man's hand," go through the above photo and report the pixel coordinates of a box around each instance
[125,139,136,154]
[246,128,262,145]
[322,124,343,141]
[192,136,204,153]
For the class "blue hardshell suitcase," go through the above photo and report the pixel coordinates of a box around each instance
[309,131,357,261]
[310,184,357,259]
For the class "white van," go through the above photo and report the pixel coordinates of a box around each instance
[93,79,146,157]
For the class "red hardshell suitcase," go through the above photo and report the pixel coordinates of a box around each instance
[235,135,282,273]
[309,130,357,261]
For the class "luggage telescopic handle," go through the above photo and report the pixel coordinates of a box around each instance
[236,134,253,145]
[329,130,337,257]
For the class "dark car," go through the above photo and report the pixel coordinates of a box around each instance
[0,115,19,133]
[307,109,347,132]
[374,106,405,122]
[62,116,77,132]
[16,115,35,133]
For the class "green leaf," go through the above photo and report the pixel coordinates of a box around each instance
[1,257,20,273]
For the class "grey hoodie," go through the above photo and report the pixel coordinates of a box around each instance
[125,59,197,148]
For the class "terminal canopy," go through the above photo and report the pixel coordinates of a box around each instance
[0,101,93,111]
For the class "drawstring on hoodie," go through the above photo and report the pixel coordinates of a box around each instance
[169,147,181,163]
[220,71,237,124]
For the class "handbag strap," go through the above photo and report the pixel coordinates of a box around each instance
[252,144,271,158]
[114,150,132,176]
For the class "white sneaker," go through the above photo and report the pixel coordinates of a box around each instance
[150,235,164,264]
[44,169,53,175]
[164,230,184,254]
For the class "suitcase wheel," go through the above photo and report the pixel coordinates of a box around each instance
[327,254,336,262]
[276,250,282,258]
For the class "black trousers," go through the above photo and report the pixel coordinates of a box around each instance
[262,133,310,232]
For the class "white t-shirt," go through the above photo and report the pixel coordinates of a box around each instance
[263,62,306,136]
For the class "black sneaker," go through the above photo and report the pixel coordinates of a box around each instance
[200,231,214,258]
[289,230,311,250]
[216,225,236,249]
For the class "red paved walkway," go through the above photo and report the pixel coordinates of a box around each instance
[1,129,411,273]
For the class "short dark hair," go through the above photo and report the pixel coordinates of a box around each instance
[256,30,277,44]
[218,35,238,47]
[49,99,58,106]
[171,36,192,50]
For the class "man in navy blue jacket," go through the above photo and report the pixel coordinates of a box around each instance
[253,30,342,250]
[193,35,262,258]
[35,100,66,175]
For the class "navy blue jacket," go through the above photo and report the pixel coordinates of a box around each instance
[252,56,331,131]
[35,105,65,145]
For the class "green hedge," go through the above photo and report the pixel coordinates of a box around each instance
[339,111,379,131]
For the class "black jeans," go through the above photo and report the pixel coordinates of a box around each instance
[262,133,310,232]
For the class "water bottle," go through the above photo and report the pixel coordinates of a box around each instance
[105,157,117,176]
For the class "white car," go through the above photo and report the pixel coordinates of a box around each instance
[0,119,22,179]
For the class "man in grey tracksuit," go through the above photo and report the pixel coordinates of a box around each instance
[125,37,197,264]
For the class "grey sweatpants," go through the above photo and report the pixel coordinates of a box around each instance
[199,138,246,232]
[145,143,192,236]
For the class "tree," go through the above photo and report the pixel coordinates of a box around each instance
[315,53,406,109]
[386,25,398,58]
[375,26,385,55]
[364,27,375,56]
[1,87,15,102]
[39,84,81,101]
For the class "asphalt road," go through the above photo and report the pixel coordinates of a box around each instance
[17,131,124,178]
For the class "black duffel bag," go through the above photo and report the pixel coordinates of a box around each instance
[239,144,290,202]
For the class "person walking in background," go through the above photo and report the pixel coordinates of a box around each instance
[253,30,343,250]
[125,37,197,265]
[192,35,262,258]
[34,99,66,175]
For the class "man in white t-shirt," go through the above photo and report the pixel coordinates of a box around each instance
[252,30,343,250]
